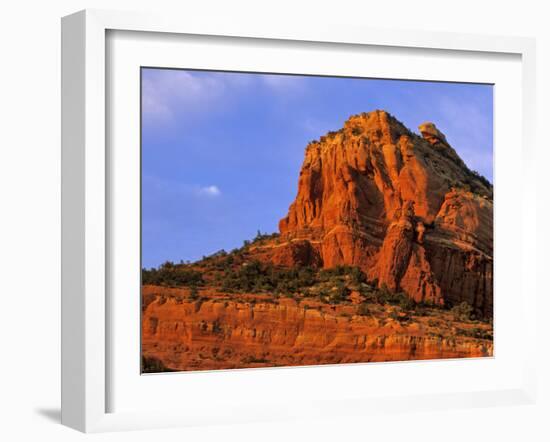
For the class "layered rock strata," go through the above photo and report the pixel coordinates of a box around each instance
[142,291,492,371]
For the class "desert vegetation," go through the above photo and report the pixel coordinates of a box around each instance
[142,234,491,324]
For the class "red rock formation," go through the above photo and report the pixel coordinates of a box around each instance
[141,111,494,372]
[141,290,492,372]
[270,110,492,315]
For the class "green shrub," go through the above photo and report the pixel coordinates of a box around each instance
[373,287,414,309]
[241,356,269,364]
[389,309,410,322]
[328,283,351,304]
[219,261,320,295]
[412,304,429,316]
[349,266,366,285]
[252,230,280,243]
[455,327,492,340]
[189,285,200,300]
[451,301,474,321]
[319,265,364,281]
[397,294,416,310]
[357,303,371,316]
[318,288,330,303]
[142,263,204,287]
[471,170,493,191]
[141,356,173,373]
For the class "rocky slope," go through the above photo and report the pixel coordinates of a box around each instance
[142,286,492,372]
[258,110,493,316]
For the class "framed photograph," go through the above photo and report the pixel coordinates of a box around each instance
[61,9,537,432]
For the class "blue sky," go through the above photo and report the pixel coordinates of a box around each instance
[141,68,493,268]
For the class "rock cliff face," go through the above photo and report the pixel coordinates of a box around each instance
[271,110,492,315]
[142,289,492,371]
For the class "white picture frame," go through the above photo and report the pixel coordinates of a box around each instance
[61,9,537,433]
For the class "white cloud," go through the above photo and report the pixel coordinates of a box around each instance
[196,185,221,197]
[141,69,310,127]
[261,74,307,94]
[143,175,221,200]
[142,70,227,124]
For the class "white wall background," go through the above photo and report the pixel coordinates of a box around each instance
[0,1,547,440]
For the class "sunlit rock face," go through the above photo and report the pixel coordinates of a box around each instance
[270,110,493,316]
[141,289,493,371]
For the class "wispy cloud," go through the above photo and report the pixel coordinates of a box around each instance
[196,185,221,197]
[143,175,221,200]
[142,70,227,124]
[261,74,307,95]
[142,69,311,128]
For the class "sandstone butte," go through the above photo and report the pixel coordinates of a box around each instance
[141,110,493,372]
[255,110,493,316]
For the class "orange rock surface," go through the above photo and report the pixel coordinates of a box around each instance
[142,287,492,372]
[269,110,492,315]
